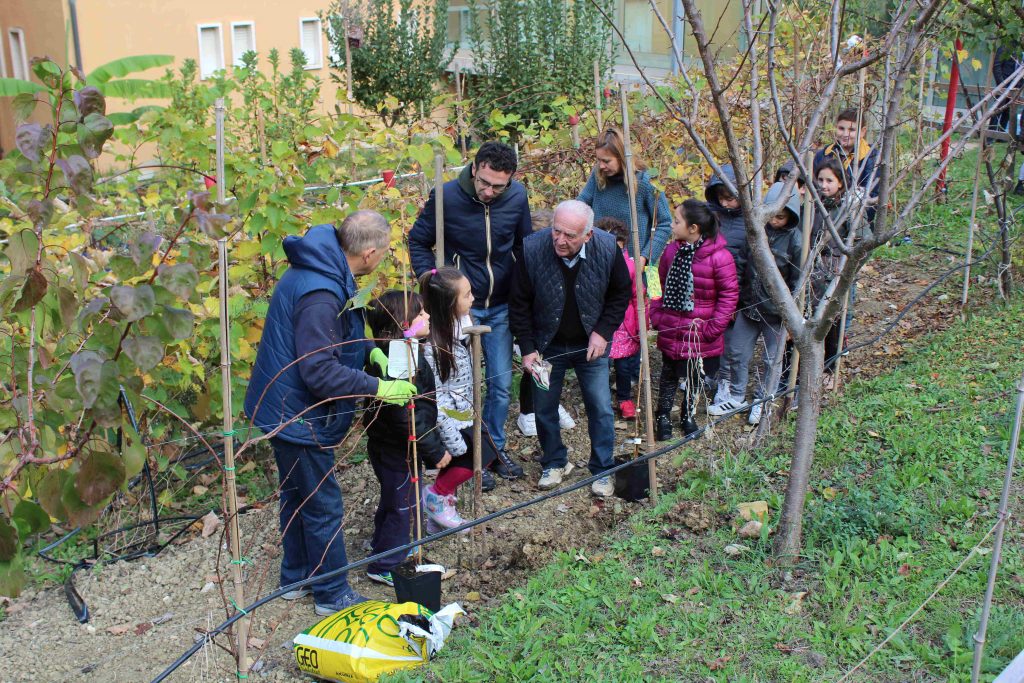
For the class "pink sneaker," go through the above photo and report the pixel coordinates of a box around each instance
[422,486,466,529]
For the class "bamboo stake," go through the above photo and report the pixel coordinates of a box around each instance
[594,60,603,132]
[405,339,424,565]
[961,52,994,311]
[464,325,490,556]
[343,15,356,174]
[215,98,249,680]
[785,151,815,411]
[434,154,445,270]
[618,82,657,502]
[971,369,1024,683]
[455,67,468,158]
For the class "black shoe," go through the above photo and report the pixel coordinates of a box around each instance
[491,450,525,479]
[681,418,699,436]
[655,415,673,441]
[1014,180,1024,196]
[481,469,497,492]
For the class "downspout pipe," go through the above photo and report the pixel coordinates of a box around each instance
[68,0,83,71]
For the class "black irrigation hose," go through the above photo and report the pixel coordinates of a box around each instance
[151,242,994,681]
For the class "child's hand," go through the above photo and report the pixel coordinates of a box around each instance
[437,451,453,469]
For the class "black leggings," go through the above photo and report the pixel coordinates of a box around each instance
[519,372,534,414]
[656,354,721,418]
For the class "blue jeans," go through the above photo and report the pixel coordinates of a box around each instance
[533,342,615,475]
[470,304,512,452]
[272,438,351,603]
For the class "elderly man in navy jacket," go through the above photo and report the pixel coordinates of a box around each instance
[245,210,415,616]
[409,142,531,481]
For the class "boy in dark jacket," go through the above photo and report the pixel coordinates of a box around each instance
[712,182,802,424]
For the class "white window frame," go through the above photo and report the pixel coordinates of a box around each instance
[8,28,29,81]
[447,7,471,49]
[0,27,8,78]
[298,17,323,70]
[230,21,256,67]
[196,22,225,80]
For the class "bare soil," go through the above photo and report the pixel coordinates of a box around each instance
[0,244,972,682]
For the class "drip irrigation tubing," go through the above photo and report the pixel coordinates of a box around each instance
[149,235,1004,680]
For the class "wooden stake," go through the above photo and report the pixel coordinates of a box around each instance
[405,339,424,565]
[594,60,603,132]
[618,82,657,502]
[434,154,445,270]
[343,15,356,174]
[215,98,249,680]
[464,325,490,555]
[961,51,994,311]
[455,67,468,158]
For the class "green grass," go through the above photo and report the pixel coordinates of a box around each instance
[388,295,1024,682]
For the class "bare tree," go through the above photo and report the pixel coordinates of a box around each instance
[603,0,1024,560]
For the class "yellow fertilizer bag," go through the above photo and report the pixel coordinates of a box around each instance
[293,600,464,682]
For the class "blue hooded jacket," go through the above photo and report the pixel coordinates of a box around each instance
[244,224,376,446]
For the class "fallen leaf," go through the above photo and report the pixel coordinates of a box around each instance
[464,591,481,602]
[192,485,208,496]
[707,655,731,671]
[574,552,590,564]
[738,520,763,539]
[737,501,768,521]
[724,544,748,556]
[631,577,643,588]
[897,563,911,576]
[822,486,837,501]
[556,504,570,513]
[441,569,457,581]
[686,586,700,596]
[238,461,256,473]
[784,591,807,615]
[204,574,221,584]
[661,593,679,604]
[106,624,131,636]
[248,637,266,649]
[651,546,666,557]
[200,511,220,538]
[134,622,152,636]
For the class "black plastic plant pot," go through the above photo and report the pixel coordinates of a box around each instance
[613,454,650,502]
[392,561,442,613]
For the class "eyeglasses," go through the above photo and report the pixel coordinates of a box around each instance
[472,173,511,194]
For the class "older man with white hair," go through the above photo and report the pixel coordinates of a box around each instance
[509,199,632,496]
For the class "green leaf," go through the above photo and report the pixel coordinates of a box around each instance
[440,407,474,421]
[0,516,17,561]
[107,105,163,125]
[109,284,155,321]
[15,122,52,163]
[156,263,198,300]
[26,199,54,228]
[129,231,162,267]
[37,469,69,522]
[31,58,62,86]
[12,500,49,536]
[97,79,173,100]
[11,92,37,121]
[155,305,195,341]
[55,154,94,195]
[69,252,91,292]
[342,279,376,312]
[77,112,114,159]
[70,350,105,408]
[86,55,174,84]
[57,287,78,328]
[0,409,16,431]
[121,421,147,479]
[76,447,126,506]
[0,556,27,598]
[4,229,38,275]
[0,78,45,96]
[122,335,164,372]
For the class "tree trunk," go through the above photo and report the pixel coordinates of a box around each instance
[773,339,825,563]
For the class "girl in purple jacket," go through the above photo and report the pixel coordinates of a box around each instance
[650,199,739,440]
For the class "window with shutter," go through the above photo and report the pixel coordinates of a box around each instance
[9,29,28,81]
[231,22,255,66]
[197,24,224,79]
[299,18,322,69]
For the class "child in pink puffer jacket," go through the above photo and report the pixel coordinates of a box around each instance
[649,199,739,440]
[599,217,644,421]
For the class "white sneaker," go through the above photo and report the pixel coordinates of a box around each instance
[537,462,575,490]
[708,396,749,417]
[591,475,614,497]
[558,405,576,430]
[517,412,537,437]
[747,402,763,425]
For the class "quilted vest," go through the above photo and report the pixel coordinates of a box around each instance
[521,227,617,354]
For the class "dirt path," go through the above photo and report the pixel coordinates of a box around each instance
[0,244,970,682]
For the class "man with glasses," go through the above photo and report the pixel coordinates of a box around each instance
[410,141,531,483]
[509,200,631,496]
